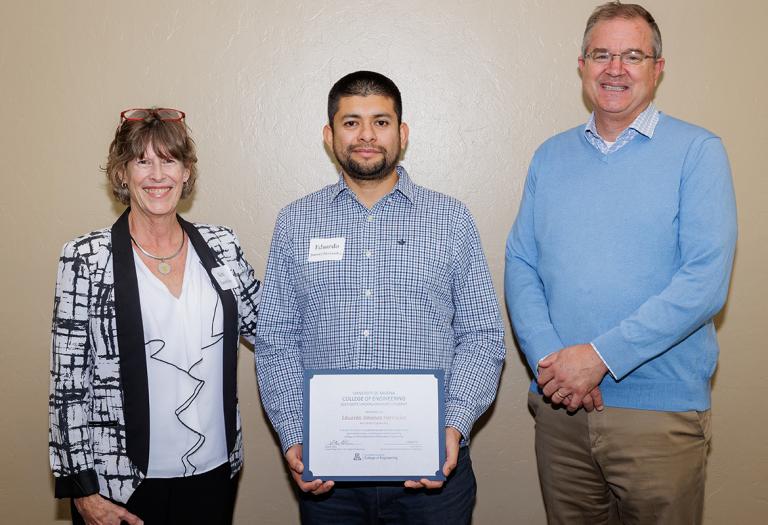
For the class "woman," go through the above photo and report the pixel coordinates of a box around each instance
[49,108,261,524]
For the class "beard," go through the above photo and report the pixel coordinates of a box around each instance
[335,143,400,181]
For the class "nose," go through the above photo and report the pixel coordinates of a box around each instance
[149,161,164,180]
[358,121,375,142]
[605,54,625,75]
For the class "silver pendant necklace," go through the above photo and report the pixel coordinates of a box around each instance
[130,230,186,275]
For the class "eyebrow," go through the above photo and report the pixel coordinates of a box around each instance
[590,47,646,53]
[340,112,394,120]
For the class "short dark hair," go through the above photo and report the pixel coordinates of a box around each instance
[105,109,198,205]
[583,2,662,58]
[327,71,402,127]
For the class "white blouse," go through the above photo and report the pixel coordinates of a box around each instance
[134,243,228,478]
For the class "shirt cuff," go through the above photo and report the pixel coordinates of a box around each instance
[277,423,303,455]
[589,342,617,379]
[535,352,556,378]
[444,404,474,445]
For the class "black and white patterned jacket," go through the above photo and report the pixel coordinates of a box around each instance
[49,209,261,503]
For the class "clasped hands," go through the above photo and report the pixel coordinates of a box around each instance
[537,343,608,413]
[286,427,462,495]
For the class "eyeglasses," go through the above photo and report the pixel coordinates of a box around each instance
[120,108,186,122]
[584,49,657,66]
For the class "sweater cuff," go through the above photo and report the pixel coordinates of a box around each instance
[524,330,565,377]
[54,469,100,499]
[589,342,617,379]
[592,327,637,380]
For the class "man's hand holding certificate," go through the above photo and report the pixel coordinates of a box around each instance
[299,370,448,485]
[286,427,461,494]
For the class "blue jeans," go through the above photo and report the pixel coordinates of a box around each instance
[299,446,476,525]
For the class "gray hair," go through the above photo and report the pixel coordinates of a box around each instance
[582,2,662,58]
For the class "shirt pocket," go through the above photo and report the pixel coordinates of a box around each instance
[382,234,450,300]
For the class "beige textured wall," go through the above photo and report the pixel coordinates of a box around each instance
[1,1,765,522]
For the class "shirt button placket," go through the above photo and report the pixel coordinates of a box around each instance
[357,212,377,367]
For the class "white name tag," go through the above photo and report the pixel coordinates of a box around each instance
[211,264,238,290]
[308,237,345,262]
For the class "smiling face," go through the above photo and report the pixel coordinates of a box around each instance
[122,143,189,221]
[578,17,665,137]
[323,95,408,182]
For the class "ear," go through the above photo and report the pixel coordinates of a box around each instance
[399,122,409,149]
[183,167,190,183]
[578,55,586,73]
[653,57,665,86]
[323,124,333,150]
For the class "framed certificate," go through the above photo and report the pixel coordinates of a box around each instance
[302,369,446,482]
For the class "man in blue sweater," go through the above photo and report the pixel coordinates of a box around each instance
[505,2,737,523]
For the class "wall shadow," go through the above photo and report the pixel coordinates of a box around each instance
[52,477,71,521]
[240,338,302,507]
[472,360,507,437]
[711,245,739,390]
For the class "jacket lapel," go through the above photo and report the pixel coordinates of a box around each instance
[112,208,151,473]
[112,210,240,471]
[180,216,239,454]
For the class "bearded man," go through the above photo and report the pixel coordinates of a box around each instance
[256,71,505,525]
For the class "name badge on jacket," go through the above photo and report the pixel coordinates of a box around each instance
[308,237,345,262]
[212,264,238,290]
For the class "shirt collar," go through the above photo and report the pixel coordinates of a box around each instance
[584,102,660,141]
[392,166,415,203]
[330,165,415,204]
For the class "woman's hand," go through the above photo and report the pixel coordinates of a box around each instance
[74,494,143,525]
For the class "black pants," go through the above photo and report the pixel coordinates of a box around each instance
[71,463,238,525]
[299,447,477,525]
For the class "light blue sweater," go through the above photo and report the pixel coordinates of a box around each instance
[505,114,737,411]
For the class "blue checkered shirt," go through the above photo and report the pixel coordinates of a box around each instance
[584,103,660,155]
[255,167,505,451]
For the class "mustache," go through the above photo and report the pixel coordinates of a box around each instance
[347,144,386,153]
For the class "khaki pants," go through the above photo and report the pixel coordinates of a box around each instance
[528,392,711,525]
